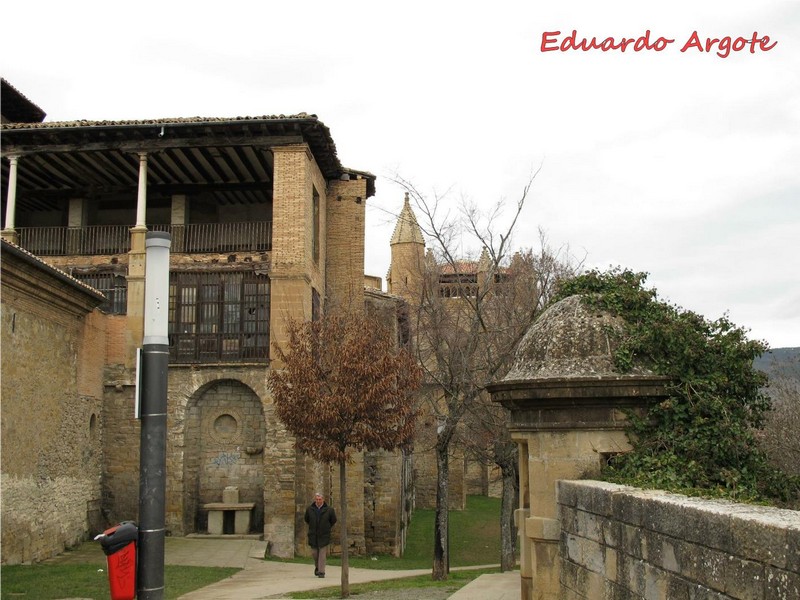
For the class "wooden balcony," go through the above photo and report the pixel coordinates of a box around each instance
[16,222,272,256]
[169,332,269,364]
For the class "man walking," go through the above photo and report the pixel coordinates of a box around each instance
[304,492,337,578]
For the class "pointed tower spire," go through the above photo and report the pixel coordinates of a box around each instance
[388,193,425,298]
[390,193,425,246]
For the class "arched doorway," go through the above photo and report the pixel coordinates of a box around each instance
[183,379,265,533]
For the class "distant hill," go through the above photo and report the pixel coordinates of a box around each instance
[755,347,800,381]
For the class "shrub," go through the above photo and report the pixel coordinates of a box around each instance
[555,268,799,503]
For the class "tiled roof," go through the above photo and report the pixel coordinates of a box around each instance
[0,78,46,122]
[1,113,317,130]
[440,260,480,275]
[0,238,106,301]
[1,111,375,194]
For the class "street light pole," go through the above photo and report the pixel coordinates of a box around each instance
[138,231,171,600]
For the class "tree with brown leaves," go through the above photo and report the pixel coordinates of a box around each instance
[267,310,422,598]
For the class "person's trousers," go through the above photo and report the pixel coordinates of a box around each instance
[312,545,328,574]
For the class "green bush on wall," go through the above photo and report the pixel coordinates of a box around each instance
[554,268,799,504]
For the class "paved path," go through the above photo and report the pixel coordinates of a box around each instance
[171,539,519,600]
[52,537,519,599]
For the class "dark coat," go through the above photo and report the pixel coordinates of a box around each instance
[304,502,337,548]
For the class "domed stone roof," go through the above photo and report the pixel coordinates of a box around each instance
[503,294,653,381]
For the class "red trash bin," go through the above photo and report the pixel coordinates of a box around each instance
[96,521,138,600]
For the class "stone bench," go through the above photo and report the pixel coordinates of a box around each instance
[203,502,255,535]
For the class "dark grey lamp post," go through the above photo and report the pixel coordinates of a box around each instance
[138,231,171,600]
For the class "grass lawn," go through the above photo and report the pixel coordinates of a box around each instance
[0,495,509,599]
[286,567,499,599]
[328,494,506,570]
[284,495,510,598]
[0,563,238,600]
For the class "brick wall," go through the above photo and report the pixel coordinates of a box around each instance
[557,480,800,599]
[270,144,326,363]
[271,144,326,285]
[326,178,367,310]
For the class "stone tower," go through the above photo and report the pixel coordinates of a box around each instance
[386,195,471,510]
[388,193,426,301]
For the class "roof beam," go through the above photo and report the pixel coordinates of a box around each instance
[2,134,306,156]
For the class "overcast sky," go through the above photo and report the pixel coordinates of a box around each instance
[2,0,798,348]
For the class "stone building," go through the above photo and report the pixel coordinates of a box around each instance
[1,79,411,563]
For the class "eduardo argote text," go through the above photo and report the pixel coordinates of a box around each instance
[541,30,777,58]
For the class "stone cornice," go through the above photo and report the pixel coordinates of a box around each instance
[489,375,672,432]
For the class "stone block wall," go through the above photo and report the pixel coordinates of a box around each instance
[1,475,102,564]
[329,451,367,557]
[101,367,141,526]
[364,449,413,556]
[412,411,467,510]
[1,245,105,564]
[557,480,800,600]
[184,379,266,533]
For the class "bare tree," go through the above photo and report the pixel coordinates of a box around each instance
[460,393,519,570]
[394,174,578,579]
[758,352,800,479]
[461,245,576,570]
[267,311,422,598]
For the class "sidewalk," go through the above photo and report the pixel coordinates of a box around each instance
[164,538,519,600]
[50,536,518,599]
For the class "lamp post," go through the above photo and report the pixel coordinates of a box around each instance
[138,231,171,600]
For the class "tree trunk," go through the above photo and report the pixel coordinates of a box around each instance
[432,443,449,580]
[499,459,518,571]
[339,459,350,598]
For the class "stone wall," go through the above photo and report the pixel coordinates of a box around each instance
[464,460,503,498]
[1,243,105,564]
[184,379,266,533]
[364,449,413,556]
[100,360,411,559]
[412,415,467,510]
[557,480,800,600]
[101,364,141,527]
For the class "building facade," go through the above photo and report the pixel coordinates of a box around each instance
[1,79,410,563]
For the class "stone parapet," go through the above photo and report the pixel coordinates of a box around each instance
[557,480,800,599]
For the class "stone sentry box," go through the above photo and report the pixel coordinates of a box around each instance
[203,486,255,535]
[488,295,670,600]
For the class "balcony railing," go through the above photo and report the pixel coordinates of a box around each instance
[169,332,269,363]
[16,222,272,256]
